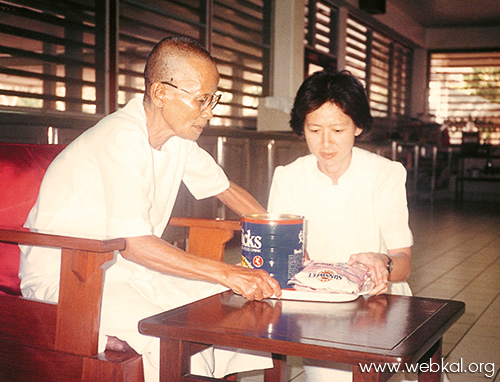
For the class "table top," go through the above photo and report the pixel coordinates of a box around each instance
[139,291,464,365]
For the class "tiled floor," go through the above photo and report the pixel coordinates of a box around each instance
[228,200,500,381]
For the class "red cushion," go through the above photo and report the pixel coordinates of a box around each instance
[0,143,65,296]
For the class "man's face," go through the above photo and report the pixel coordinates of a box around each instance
[159,57,220,142]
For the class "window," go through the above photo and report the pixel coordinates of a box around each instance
[345,16,412,120]
[211,0,272,129]
[304,0,338,76]
[0,0,101,114]
[429,51,500,123]
[0,0,272,130]
[392,43,412,118]
[119,0,272,129]
[428,51,500,144]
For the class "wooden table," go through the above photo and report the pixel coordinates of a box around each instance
[139,291,465,382]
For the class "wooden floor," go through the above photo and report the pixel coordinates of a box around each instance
[234,199,500,382]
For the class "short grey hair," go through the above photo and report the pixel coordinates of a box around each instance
[143,36,215,102]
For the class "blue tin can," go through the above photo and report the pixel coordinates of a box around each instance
[241,213,304,288]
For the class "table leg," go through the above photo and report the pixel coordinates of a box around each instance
[160,338,190,382]
[264,354,286,382]
[418,338,442,382]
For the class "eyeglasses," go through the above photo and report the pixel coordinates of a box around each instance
[160,81,221,110]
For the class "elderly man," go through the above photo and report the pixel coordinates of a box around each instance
[19,36,280,381]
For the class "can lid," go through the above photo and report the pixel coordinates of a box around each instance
[242,213,304,225]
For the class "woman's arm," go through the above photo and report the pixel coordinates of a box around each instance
[356,161,412,295]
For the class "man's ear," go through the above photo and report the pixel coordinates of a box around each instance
[149,82,167,107]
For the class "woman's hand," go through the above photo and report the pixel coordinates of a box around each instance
[347,247,412,295]
[347,252,389,295]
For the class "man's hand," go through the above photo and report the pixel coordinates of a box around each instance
[214,180,282,301]
[223,265,282,301]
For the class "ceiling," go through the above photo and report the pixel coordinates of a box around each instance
[389,0,500,28]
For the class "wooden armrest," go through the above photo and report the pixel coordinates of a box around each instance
[168,217,241,231]
[168,217,241,261]
[0,227,126,252]
[0,227,125,357]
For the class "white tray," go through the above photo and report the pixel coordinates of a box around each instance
[273,289,361,302]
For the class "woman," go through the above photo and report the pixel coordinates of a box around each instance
[268,70,413,381]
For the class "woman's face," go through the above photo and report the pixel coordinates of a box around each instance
[303,102,362,181]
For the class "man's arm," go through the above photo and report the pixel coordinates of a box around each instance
[121,234,281,300]
[215,181,267,216]
[121,181,281,300]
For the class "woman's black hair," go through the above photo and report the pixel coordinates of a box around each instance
[289,70,373,137]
